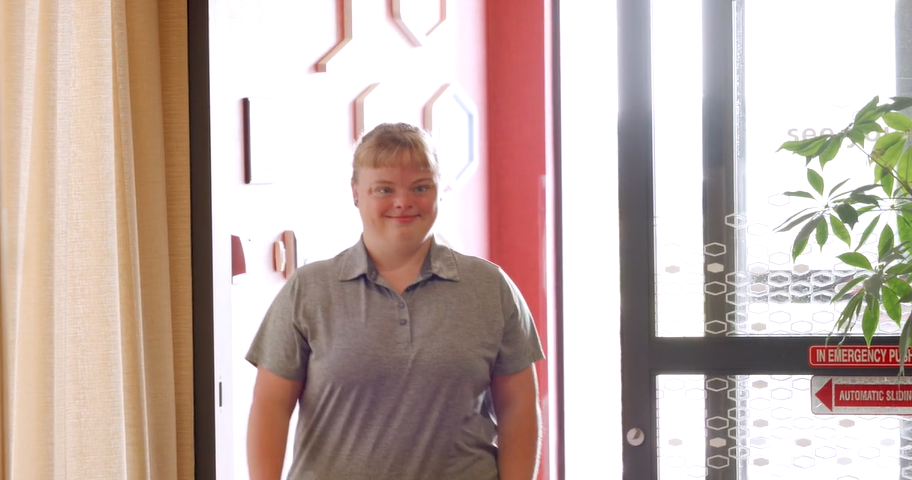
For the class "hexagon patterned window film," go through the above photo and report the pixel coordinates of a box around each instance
[657,375,912,479]
[652,0,903,339]
[424,83,479,192]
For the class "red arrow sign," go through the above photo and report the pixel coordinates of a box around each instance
[812,376,912,414]
[815,379,834,410]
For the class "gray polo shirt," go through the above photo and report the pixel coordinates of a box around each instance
[246,237,545,480]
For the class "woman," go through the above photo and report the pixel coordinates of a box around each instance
[246,123,545,480]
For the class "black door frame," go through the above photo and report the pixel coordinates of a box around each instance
[189,0,216,477]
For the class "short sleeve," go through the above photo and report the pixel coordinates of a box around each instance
[245,274,311,382]
[492,269,546,376]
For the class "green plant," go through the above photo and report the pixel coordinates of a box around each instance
[777,96,912,371]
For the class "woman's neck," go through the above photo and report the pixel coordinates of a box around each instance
[363,235,433,274]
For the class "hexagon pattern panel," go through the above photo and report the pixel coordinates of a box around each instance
[652,1,901,339]
[655,210,906,338]
[657,375,912,479]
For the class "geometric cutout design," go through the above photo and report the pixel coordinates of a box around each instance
[704,282,727,296]
[707,455,729,469]
[706,416,729,431]
[707,262,725,273]
[706,378,729,392]
[315,0,354,72]
[705,320,727,335]
[725,271,750,287]
[424,83,479,191]
[725,213,748,228]
[704,242,727,257]
[392,0,446,46]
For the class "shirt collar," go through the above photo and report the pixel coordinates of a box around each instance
[338,235,460,282]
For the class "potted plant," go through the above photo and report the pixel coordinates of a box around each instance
[777,96,912,370]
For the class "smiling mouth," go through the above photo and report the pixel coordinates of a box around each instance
[387,215,419,222]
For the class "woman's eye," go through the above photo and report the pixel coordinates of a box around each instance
[414,185,429,193]
[375,187,392,195]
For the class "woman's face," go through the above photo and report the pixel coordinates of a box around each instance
[352,166,439,250]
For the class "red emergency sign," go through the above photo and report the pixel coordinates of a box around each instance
[808,345,911,368]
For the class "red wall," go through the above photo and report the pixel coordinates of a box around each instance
[486,2,556,479]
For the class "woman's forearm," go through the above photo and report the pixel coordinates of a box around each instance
[247,401,293,480]
[496,401,542,480]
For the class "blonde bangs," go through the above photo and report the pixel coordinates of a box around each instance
[352,123,440,181]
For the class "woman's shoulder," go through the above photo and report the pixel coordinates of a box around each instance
[439,243,509,282]
[288,242,362,286]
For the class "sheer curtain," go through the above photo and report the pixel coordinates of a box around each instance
[0,0,193,478]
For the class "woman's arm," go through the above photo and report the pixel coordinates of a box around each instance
[491,366,542,480]
[247,366,304,480]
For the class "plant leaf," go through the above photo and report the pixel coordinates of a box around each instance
[849,192,881,206]
[856,215,882,251]
[886,278,912,303]
[775,211,818,233]
[783,191,816,200]
[883,171,896,198]
[828,178,851,198]
[887,263,912,276]
[807,169,825,196]
[836,291,865,332]
[864,273,883,297]
[873,131,905,155]
[792,235,809,262]
[899,311,912,375]
[778,137,825,153]
[816,218,829,249]
[855,96,881,123]
[857,121,886,135]
[795,137,830,158]
[879,224,895,261]
[882,140,905,170]
[862,297,880,345]
[819,135,844,167]
[838,252,874,271]
[847,128,866,148]
[834,204,859,228]
[898,147,912,183]
[890,97,912,111]
[829,216,851,247]
[832,276,866,303]
[883,112,912,131]
[883,285,902,325]
[899,212,912,249]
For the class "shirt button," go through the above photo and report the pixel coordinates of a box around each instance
[399,301,406,309]
[399,319,408,326]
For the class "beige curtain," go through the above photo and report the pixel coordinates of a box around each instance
[0,0,194,478]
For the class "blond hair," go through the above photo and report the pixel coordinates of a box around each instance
[352,123,440,182]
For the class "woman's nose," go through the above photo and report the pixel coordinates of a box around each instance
[392,192,412,209]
